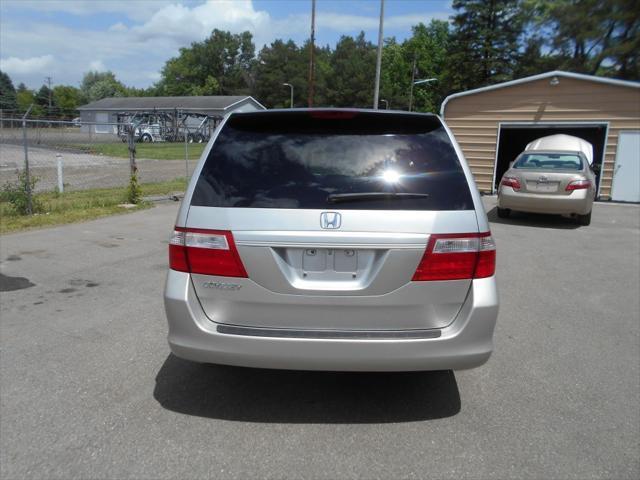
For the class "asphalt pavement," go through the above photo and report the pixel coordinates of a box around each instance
[1,198,639,479]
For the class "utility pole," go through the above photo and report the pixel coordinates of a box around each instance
[373,0,385,110]
[45,76,52,115]
[308,0,316,107]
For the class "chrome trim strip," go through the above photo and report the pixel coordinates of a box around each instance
[235,241,426,249]
[216,324,442,339]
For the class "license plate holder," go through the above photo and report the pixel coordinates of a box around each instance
[303,248,358,273]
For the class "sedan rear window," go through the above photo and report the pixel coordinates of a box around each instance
[191,111,473,210]
[514,153,583,171]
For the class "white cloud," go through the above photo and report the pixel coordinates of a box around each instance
[0,0,450,89]
[0,55,54,74]
[108,22,128,33]
[5,0,182,22]
[130,1,272,46]
[89,60,106,71]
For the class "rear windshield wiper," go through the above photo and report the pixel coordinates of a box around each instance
[327,192,430,204]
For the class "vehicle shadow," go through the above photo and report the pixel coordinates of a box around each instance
[486,207,581,229]
[153,354,461,423]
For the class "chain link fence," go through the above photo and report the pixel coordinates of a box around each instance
[0,117,203,204]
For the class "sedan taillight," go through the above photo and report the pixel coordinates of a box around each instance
[412,232,496,281]
[566,179,591,191]
[501,176,521,191]
[169,227,248,277]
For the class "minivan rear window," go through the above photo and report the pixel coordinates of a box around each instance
[191,111,473,210]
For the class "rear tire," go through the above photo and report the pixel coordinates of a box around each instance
[497,207,511,218]
[576,211,591,226]
[141,133,152,143]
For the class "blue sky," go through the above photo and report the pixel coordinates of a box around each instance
[0,0,452,89]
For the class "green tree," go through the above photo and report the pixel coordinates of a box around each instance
[254,39,304,108]
[379,38,410,110]
[0,70,17,111]
[156,29,255,96]
[531,0,640,78]
[16,88,43,116]
[512,36,566,78]
[448,0,526,91]
[52,85,81,117]
[80,71,127,103]
[304,41,332,107]
[326,32,377,107]
[191,76,220,96]
[403,20,451,112]
[35,84,53,114]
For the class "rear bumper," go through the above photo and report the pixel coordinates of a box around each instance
[164,270,499,372]
[498,186,593,215]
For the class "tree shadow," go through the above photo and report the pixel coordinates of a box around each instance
[153,354,461,423]
[486,207,581,230]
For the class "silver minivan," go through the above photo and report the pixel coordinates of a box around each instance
[164,109,499,371]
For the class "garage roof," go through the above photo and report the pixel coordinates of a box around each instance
[78,95,265,111]
[441,71,640,116]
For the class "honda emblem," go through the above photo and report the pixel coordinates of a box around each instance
[320,212,341,229]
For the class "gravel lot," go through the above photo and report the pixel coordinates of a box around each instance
[0,143,193,192]
[1,198,638,479]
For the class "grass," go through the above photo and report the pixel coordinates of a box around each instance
[72,142,206,160]
[1,177,187,234]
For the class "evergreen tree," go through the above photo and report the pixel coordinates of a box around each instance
[0,70,17,111]
[533,0,640,78]
[326,32,377,107]
[35,84,53,114]
[254,39,304,108]
[448,0,525,91]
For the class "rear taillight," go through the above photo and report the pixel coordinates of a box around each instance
[501,176,521,191]
[412,232,496,281]
[169,227,248,278]
[565,179,591,191]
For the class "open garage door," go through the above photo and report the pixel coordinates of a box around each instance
[494,124,607,196]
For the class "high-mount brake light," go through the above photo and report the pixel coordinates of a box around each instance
[565,179,591,191]
[169,228,248,278]
[309,111,358,120]
[501,176,521,191]
[412,232,496,281]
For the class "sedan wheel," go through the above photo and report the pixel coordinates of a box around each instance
[497,207,511,218]
[576,211,592,226]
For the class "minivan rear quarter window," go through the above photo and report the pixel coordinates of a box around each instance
[192,111,473,210]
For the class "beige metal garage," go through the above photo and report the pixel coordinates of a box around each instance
[441,71,640,201]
